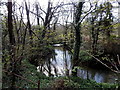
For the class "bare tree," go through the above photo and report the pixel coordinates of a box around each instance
[7,0,16,88]
[25,1,33,46]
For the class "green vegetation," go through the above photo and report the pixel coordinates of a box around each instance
[3,59,118,89]
[1,0,120,89]
[79,50,92,62]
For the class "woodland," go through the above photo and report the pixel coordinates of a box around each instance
[0,0,120,89]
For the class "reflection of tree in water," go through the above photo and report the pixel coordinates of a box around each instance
[46,58,52,76]
[40,46,72,77]
[38,48,59,77]
[37,46,120,83]
[63,47,69,76]
[77,67,119,83]
[50,49,59,77]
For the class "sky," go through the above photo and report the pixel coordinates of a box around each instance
[0,0,119,25]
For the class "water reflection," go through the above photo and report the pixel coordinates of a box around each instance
[49,47,72,76]
[37,46,72,77]
[37,44,119,83]
[77,68,119,83]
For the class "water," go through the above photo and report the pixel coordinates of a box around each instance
[38,44,119,83]
[77,67,118,83]
[38,46,72,76]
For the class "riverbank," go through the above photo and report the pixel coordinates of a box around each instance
[3,59,118,89]
[3,44,119,89]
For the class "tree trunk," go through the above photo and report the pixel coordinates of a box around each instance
[72,2,84,76]
[42,1,52,39]
[118,24,120,37]
[91,16,99,55]
[7,0,16,88]
[25,2,33,46]
[8,0,15,45]
[36,4,40,26]
[118,2,120,37]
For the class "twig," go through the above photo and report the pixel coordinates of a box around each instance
[84,51,120,74]
[3,70,38,85]
[117,54,120,65]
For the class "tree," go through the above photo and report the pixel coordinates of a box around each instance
[25,1,33,46]
[42,1,52,39]
[7,0,16,88]
[72,2,84,76]
[102,2,113,40]
[35,3,40,26]
[118,2,120,37]
[90,3,101,55]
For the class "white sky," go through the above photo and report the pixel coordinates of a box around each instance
[0,0,119,25]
